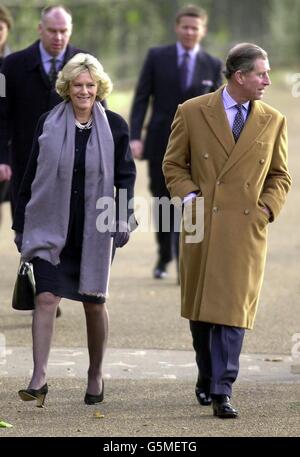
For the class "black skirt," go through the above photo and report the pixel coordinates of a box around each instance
[32,243,106,304]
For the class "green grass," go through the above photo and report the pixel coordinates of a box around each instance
[107,89,133,121]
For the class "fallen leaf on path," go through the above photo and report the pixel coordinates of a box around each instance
[0,420,13,428]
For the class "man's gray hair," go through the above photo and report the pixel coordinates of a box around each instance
[225,43,268,80]
[41,5,72,22]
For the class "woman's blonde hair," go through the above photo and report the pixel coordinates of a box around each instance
[56,53,113,101]
[0,5,13,29]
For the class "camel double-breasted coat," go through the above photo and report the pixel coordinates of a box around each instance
[162,86,291,329]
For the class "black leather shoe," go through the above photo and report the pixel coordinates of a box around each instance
[18,383,48,408]
[212,395,238,418]
[56,306,62,318]
[153,262,167,279]
[84,380,104,405]
[195,387,212,406]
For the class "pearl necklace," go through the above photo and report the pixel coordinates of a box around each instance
[75,116,93,130]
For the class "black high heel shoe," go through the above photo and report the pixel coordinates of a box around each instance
[84,380,104,405]
[18,383,48,408]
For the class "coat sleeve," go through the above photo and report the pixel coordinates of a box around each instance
[12,115,45,233]
[259,116,291,221]
[162,105,200,200]
[112,115,137,230]
[129,49,154,140]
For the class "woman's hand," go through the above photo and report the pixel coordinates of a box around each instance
[114,221,130,248]
[14,232,23,252]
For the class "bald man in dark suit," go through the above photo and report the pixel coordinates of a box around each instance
[0,5,82,209]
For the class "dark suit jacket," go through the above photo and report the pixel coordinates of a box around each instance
[130,44,223,162]
[0,41,82,205]
[13,109,136,234]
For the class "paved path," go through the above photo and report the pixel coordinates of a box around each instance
[0,344,298,382]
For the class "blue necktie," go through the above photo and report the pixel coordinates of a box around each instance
[179,52,190,92]
[232,104,245,142]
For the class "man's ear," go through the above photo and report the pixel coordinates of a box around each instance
[234,70,244,86]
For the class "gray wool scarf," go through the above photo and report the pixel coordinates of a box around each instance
[22,101,115,298]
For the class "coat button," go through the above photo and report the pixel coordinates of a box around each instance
[216,180,222,185]
[212,206,219,213]
[259,159,265,164]
[203,153,209,159]
[244,208,250,215]
[245,182,250,188]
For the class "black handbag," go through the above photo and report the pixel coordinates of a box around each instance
[12,261,36,310]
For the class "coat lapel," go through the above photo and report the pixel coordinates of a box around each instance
[167,45,181,92]
[200,86,235,156]
[218,100,272,178]
[25,41,51,89]
[200,87,273,175]
[191,51,213,88]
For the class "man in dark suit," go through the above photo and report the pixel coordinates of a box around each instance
[130,4,223,280]
[0,5,81,209]
[0,5,80,318]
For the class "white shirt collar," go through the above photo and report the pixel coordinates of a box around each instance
[176,42,200,58]
[223,86,250,111]
[39,41,65,64]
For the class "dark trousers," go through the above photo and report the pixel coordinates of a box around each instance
[189,320,245,397]
[149,160,180,265]
[0,181,10,204]
[153,198,180,265]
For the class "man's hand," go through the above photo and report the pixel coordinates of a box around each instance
[130,140,144,160]
[262,206,272,220]
[0,164,12,182]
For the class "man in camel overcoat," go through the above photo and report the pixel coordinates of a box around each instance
[163,43,291,418]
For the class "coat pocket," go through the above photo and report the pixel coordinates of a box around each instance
[257,204,270,228]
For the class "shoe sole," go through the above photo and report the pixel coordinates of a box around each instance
[18,391,36,401]
[213,410,238,419]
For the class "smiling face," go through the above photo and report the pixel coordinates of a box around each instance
[69,70,98,119]
[175,15,206,50]
[238,58,271,101]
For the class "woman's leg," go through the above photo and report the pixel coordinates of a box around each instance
[28,292,61,389]
[83,302,109,395]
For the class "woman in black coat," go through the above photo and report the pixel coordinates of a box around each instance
[13,53,136,407]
